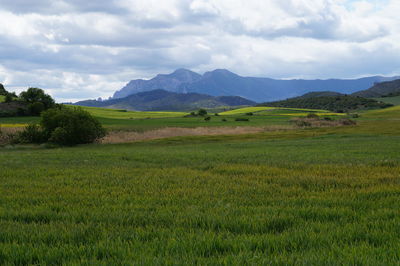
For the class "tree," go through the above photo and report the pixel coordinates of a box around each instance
[198,109,207,116]
[20,88,55,109]
[28,102,45,115]
[4,93,13,103]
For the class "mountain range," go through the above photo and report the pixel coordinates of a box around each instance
[113,68,399,102]
[75,89,255,111]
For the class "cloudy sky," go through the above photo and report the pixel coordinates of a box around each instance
[0,0,399,101]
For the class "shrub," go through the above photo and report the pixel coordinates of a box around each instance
[306,113,319,119]
[17,124,47,144]
[246,112,254,116]
[235,118,249,122]
[221,118,227,122]
[214,113,219,116]
[351,114,360,118]
[40,107,106,145]
[204,116,211,121]
[190,111,196,116]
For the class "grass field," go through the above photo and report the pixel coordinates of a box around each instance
[374,96,400,106]
[0,105,344,132]
[219,106,331,115]
[0,105,399,264]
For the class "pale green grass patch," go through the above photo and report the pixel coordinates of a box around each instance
[68,105,188,119]
[220,106,331,115]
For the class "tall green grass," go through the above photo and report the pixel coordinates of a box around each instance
[1,120,400,264]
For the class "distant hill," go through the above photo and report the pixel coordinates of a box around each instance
[112,68,399,102]
[74,89,255,111]
[352,79,400,98]
[258,95,393,112]
[295,91,344,99]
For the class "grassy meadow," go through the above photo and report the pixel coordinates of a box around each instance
[0,105,400,264]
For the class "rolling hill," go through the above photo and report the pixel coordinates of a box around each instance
[75,89,255,111]
[113,68,399,102]
[352,79,400,98]
[258,95,393,112]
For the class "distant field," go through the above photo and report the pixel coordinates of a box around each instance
[219,106,331,115]
[73,105,188,119]
[1,105,346,131]
[374,96,400,106]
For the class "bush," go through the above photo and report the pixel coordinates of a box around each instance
[306,113,319,119]
[246,112,254,116]
[221,118,227,122]
[204,116,211,121]
[40,107,106,145]
[17,124,47,144]
[235,118,249,122]
[190,111,196,116]
[214,113,219,116]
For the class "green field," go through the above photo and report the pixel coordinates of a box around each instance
[219,106,331,115]
[374,96,400,106]
[1,105,400,264]
[1,105,342,132]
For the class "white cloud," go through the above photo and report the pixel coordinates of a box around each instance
[0,0,399,101]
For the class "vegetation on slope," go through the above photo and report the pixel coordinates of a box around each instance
[374,95,400,106]
[295,91,344,98]
[352,79,400,98]
[259,95,392,113]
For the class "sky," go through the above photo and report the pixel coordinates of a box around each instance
[0,0,399,102]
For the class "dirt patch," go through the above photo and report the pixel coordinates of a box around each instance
[101,126,292,144]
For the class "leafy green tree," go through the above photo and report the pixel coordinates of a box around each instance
[4,94,13,103]
[20,88,55,109]
[198,109,207,116]
[28,102,45,115]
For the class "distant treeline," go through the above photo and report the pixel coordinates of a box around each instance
[259,95,393,113]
